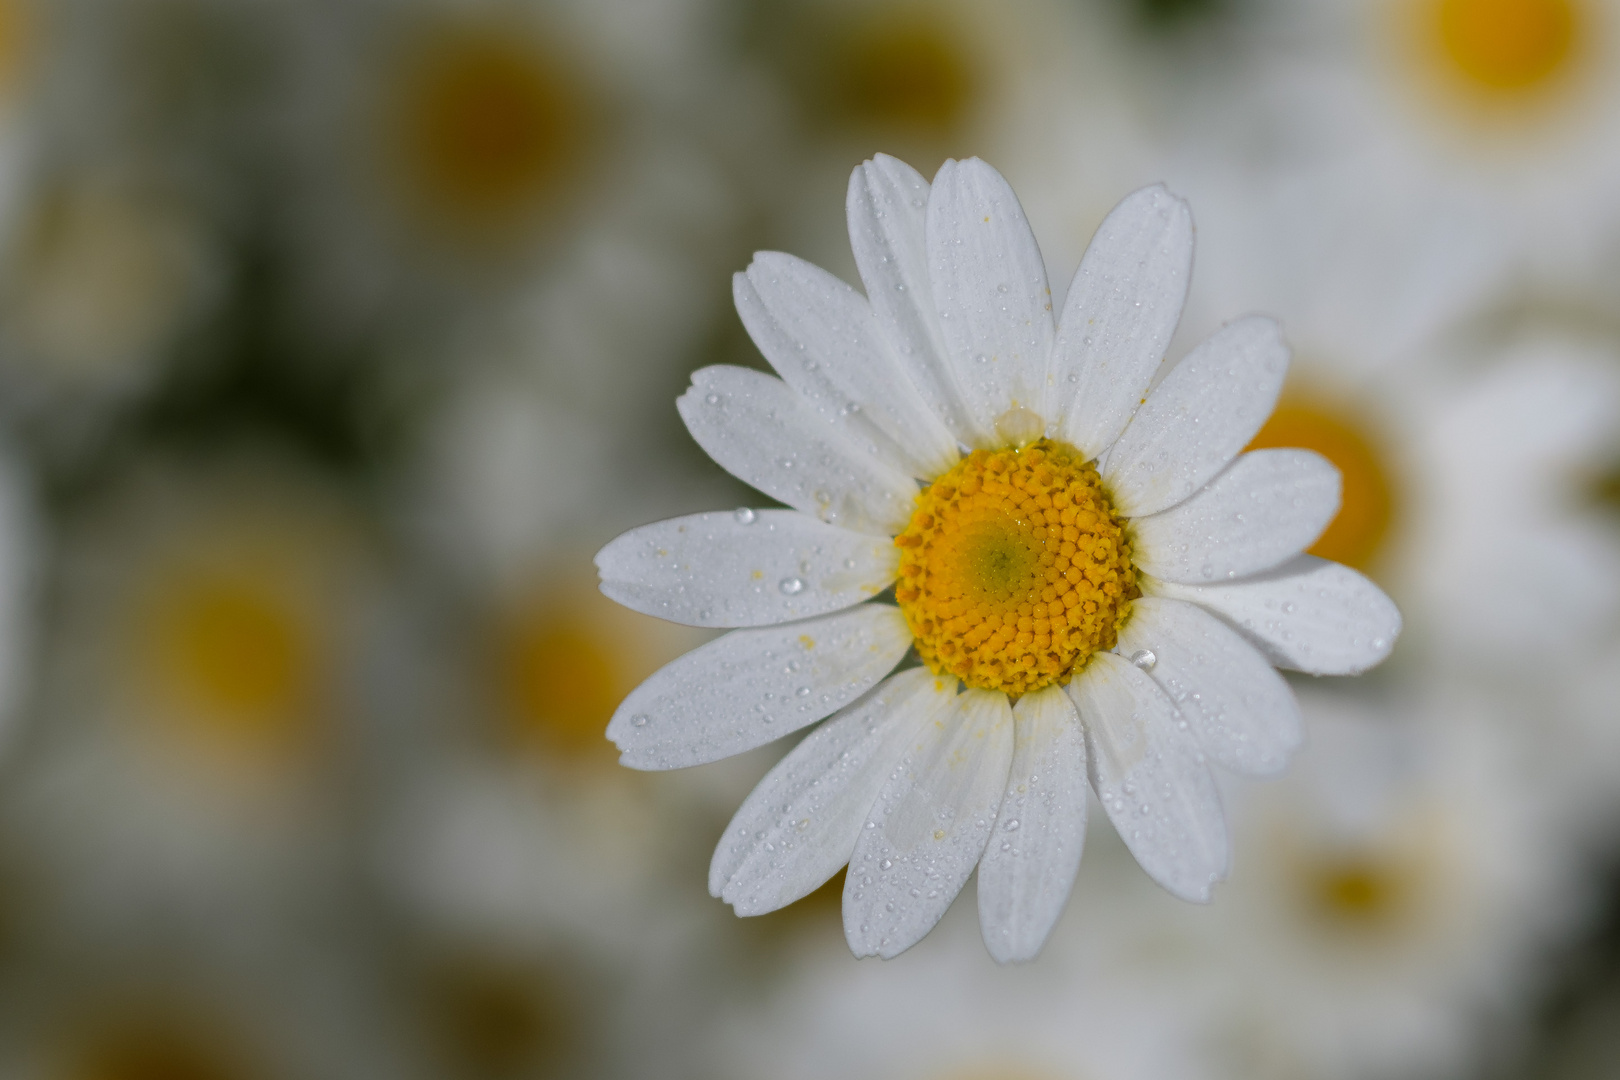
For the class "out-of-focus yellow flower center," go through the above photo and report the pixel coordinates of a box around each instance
[423,959,572,1077]
[390,25,584,230]
[69,1023,246,1080]
[1248,395,1395,572]
[829,9,976,136]
[1432,0,1579,93]
[1304,852,1409,927]
[501,609,624,758]
[147,574,312,737]
[0,0,32,98]
[895,440,1137,698]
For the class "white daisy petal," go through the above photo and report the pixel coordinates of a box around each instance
[710,668,955,915]
[926,158,1056,439]
[846,154,985,448]
[677,366,919,536]
[1068,651,1229,902]
[1103,316,1290,517]
[596,510,899,629]
[844,688,1015,959]
[1053,185,1194,457]
[1145,555,1400,676]
[1117,598,1303,777]
[976,685,1089,964]
[608,605,912,770]
[736,255,959,479]
[1130,449,1341,584]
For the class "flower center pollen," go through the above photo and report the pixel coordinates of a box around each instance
[894,439,1138,698]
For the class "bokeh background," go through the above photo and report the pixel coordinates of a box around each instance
[0,0,1616,1077]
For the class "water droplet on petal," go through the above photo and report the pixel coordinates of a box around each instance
[780,577,805,595]
[734,507,756,524]
[1130,649,1157,671]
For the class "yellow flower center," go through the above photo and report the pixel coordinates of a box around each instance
[1302,851,1412,930]
[145,573,315,747]
[423,958,574,1077]
[829,10,977,137]
[68,1022,247,1080]
[1247,393,1396,572]
[0,0,31,99]
[387,24,586,235]
[501,611,624,758]
[1432,0,1580,94]
[895,440,1137,698]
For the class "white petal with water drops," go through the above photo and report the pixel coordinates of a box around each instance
[1053,184,1194,458]
[846,154,985,448]
[595,510,899,628]
[1068,651,1229,902]
[607,605,912,770]
[710,669,954,915]
[1103,316,1289,518]
[736,255,959,478]
[677,366,919,536]
[926,158,1056,438]
[1117,598,1302,777]
[1131,449,1341,584]
[976,685,1089,964]
[1146,555,1400,675]
[844,688,1015,959]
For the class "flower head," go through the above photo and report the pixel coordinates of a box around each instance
[595,154,1401,961]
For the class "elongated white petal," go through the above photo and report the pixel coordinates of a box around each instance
[596,510,899,628]
[844,688,1015,959]
[1145,555,1400,675]
[608,606,912,769]
[1053,185,1194,458]
[678,366,918,536]
[926,158,1056,439]
[846,155,984,448]
[1117,598,1302,777]
[1068,652,1228,902]
[1131,449,1340,584]
[710,668,956,914]
[976,685,1088,964]
[1104,317,1290,517]
[736,255,958,478]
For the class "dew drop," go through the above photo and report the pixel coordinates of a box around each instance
[780,577,805,595]
[630,714,650,727]
[1004,818,1020,832]
[734,507,757,524]
[1130,649,1157,671]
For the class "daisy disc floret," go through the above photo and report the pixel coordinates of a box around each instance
[595,154,1402,962]
[896,440,1138,697]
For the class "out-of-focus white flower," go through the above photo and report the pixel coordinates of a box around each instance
[1146,689,1586,1080]
[1212,0,1620,274]
[378,568,721,959]
[10,455,382,935]
[278,0,744,356]
[754,0,1162,286]
[596,154,1399,961]
[0,937,430,1080]
[0,168,220,419]
[703,892,1215,1080]
[1408,334,1620,665]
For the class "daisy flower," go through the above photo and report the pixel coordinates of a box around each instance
[595,154,1401,961]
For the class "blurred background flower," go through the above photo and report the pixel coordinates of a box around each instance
[0,0,1615,1077]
